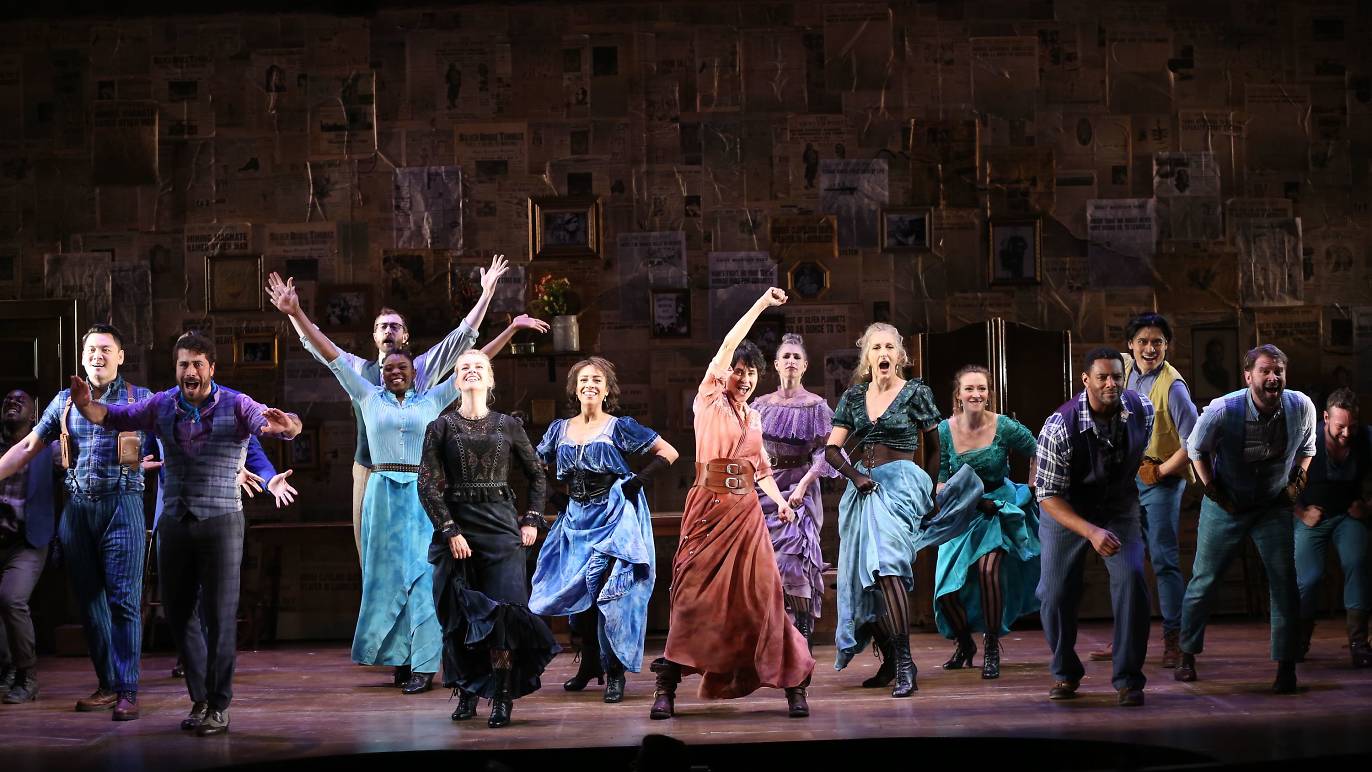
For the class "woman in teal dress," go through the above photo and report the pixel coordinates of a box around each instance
[824,323,983,697]
[275,278,455,694]
[934,365,1041,680]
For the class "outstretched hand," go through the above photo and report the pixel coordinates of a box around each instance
[262,408,299,438]
[479,254,510,293]
[69,376,92,409]
[512,313,550,333]
[237,468,265,497]
[265,272,301,315]
[267,469,298,508]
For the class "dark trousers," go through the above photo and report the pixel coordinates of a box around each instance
[0,541,46,671]
[1037,506,1151,691]
[158,510,243,711]
[59,493,145,692]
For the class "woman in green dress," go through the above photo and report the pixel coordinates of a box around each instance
[934,365,1042,680]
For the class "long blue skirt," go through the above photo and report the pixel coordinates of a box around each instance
[834,462,983,670]
[933,478,1042,637]
[351,472,441,673]
[529,482,655,672]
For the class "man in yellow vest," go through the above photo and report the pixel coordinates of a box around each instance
[1091,313,1198,668]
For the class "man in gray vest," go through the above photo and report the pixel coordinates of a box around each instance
[70,331,301,736]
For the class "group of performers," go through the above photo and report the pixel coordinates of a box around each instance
[0,259,1367,735]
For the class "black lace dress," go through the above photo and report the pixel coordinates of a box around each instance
[419,410,558,699]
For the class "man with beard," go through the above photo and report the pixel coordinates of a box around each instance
[1091,314,1198,667]
[1293,388,1371,668]
[0,390,58,705]
[0,324,155,720]
[269,255,545,568]
[69,331,300,736]
[1034,348,1155,706]
[1177,344,1316,693]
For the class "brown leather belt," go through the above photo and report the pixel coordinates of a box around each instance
[693,458,756,495]
[769,453,809,470]
[858,443,915,469]
[371,463,421,474]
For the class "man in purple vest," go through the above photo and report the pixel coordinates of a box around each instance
[1034,348,1155,706]
[69,332,300,736]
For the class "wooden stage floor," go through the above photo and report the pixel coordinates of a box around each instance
[4,621,1371,771]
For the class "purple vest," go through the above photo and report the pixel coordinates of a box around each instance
[1052,390,1150,521]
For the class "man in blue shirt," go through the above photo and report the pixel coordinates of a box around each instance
[0,324,155,720]
[1178,344,1316,694]
[0,389,59,705]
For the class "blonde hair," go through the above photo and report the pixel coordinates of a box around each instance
[456,349,497,406]
[853,323,908,384]
[951,364,993,414]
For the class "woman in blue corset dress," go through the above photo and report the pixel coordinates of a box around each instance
[933,365,1041,680]
[530,356,679,703]
[276,278,455,696]
[825,323,982,697]
[753,333,836,647]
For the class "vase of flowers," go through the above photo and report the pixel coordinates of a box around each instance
[531,274,579,353]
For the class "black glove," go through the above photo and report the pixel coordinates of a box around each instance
[1282,467,1307,505]
[623,454,672,499]
[1204,480,1237,514]
[825,445,876,494]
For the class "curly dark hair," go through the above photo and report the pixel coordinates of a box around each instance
[730,340,766,374]
[382,347,415,365]
[565,356,621,414]
[174,330,217,365]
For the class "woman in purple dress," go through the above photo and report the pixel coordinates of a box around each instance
[753,334,836,647]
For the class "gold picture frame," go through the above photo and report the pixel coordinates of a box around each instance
[206,254,263,312]
[234,333,279,369]
[529,195,604,260]
[787,259,832,301]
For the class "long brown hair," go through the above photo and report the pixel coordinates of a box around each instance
[951,364,993,414]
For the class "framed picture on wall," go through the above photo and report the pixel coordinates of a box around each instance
[529,195,604,259]
[286,427,319,470]
[206,254,263,312]
[787,260,831,301]
[1191,326,1240,405]
[234,333,279,369]
[987,218,1042,286]
[650,288,691,338]
[319,284,374,331]
[880,207,933,252]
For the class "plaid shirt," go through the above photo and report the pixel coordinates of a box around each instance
[34,374,154,495]
[1035,390,1155,501]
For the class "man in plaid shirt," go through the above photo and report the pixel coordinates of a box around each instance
[1034,347,1155,707]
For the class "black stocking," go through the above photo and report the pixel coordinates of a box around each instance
[875,576,909,639]
[977,550,1005,634]
[490,649,511,669]
[939,593,970,639]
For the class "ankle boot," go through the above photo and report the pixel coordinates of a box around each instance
[795,612,815,654]
[563,612,605,691]
[890,635,917,697]
[401,671,434,694]
[1272,659,1298,694]
[942,632,976,670]
[649,658,680,720]
[1161,629,1182,668]
[392,664,411,687]
[981,633,1001,680]
[603,653,627,703]
[450,689,479,721]
[1298,618,1316,663]
[2,669,37,704]
[862,630,897,688]
[487,668,514,727]
[1174,652,1197,682]
[1347,610,1372,668]
[784,676,810,718]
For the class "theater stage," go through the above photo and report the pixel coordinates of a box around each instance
[5,621,1370,772]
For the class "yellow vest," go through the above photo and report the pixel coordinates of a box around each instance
[1124,358,1195,483]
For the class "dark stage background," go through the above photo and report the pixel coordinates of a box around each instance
[0,0,1366,646]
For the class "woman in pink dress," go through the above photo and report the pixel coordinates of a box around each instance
[651,287,816,720]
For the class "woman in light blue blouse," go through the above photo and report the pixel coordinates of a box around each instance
[530,357,678,703]
[269,277,457,695]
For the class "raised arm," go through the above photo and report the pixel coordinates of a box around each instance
[708,287,788,373]
[462,254,510,332]
[480,314,551,358]
[266,272,343,363]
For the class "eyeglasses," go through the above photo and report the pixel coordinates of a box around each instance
[374,322,407,332]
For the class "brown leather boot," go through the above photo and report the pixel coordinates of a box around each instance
[112,691,140,721]
[75,688,118,712]
[1161,629,1181,668]
[1348,610,1372,668]
[649,658,680,720]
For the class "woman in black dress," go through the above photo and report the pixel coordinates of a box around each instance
[418,350,557,728]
